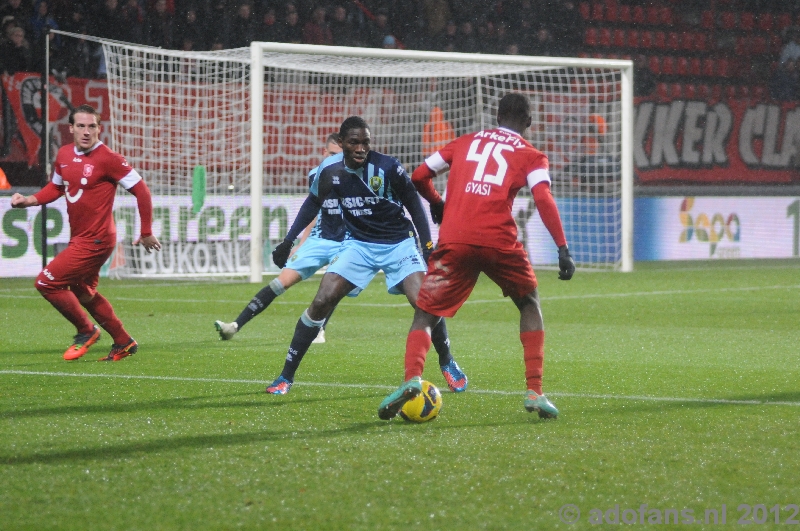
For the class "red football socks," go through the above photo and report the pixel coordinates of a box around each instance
[82,293,130,345]
[38,288,94,335]
[521,330,545,395]
[404,329,432,381]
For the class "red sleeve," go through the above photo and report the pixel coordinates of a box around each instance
[411,163,442,205]
[532,182,567,248]
[33,182,64,205]
[128,180,153,236]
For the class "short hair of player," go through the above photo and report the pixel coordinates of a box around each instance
[325,132,340,145]
[496,93,530,124]
[69,104,101,125]
[339,116,369,139]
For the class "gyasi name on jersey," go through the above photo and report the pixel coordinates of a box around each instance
[341,196,381,208]
[465,182,492,196]
[474,129,525,148]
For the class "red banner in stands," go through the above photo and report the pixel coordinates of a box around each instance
[1,73,112,168]
[3,73,800,186]
[634,97,800,185]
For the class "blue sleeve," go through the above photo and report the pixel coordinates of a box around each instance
[285,194,322,242]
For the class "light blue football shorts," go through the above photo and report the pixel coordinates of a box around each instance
[285,236,342,280]
[285,236,361,297]
[326,237,426,295]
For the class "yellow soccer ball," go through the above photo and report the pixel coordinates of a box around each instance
[400,380,442,422]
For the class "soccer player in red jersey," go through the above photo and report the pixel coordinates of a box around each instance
[378,93,576,420]
[11,104,161,361]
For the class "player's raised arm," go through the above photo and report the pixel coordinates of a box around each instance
[11,179,65,208]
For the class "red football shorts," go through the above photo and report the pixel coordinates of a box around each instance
[36,239,114,298]
[416,241,538,318]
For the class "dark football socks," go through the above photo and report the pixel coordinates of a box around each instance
[431,317,453,366]
[279,310,325,381]
[235,278,284,330]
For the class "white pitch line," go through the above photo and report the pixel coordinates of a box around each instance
[2,370,798,407]
[3,284,800,307]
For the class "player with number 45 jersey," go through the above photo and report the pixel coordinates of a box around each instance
[378,93,576,421]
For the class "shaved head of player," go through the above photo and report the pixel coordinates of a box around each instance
[339,116,370,169]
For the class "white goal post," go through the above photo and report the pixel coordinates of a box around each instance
[90,37,633,280]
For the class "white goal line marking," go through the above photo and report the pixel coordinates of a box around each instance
[2,370,798,407]
[3,284,799,307]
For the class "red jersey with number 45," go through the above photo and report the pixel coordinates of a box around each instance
[424,127,551,249]
[51,141,142,244]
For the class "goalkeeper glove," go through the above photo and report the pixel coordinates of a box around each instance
[422,240,434,263]
[429,200,445,225]
[272,239,294,269]
[558,245,575,281]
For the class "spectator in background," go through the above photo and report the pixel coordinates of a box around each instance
[494,22,514,55]
[457,20,479,53]
[302,5,332,46]
[435,19,457,52]
[547,0,583,57]
[366,8,392,48]
[144,0,175,48]
[279,3,303,44]
[257,7,282,43]
[0,0,31,36]
[0,24,33,74]
[528,25,556,56]
[421,0,451,48]
[227,1,257,48]
[175,6,205,50]
[633,54,656,97]
[382,34,397,49]
[30,0,58,45]
[62,25,97,78]
[780,26,800,64]
[770,59,799,101]
[329,4,359,47]
[120,0,144,43]
[91,0,126,42]
[60,2,86,33]
[389,0,420,49]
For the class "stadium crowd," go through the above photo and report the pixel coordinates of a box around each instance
[0,0,584,78]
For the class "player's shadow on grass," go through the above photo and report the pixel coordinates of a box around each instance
[1,422,382,466]
[0,390,388,420]
[584,390,800,413]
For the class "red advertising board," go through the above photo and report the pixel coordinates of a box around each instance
[634,96,800,185]
[3,73,800,186]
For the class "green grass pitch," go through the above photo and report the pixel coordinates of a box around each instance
[2,260,799,530]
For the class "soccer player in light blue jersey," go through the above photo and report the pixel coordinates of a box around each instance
[265,116,467,396]
[214,134,344,343]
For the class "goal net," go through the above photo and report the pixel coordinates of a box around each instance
[94,40,633,279]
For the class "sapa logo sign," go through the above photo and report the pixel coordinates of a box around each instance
[678,197,740,256]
